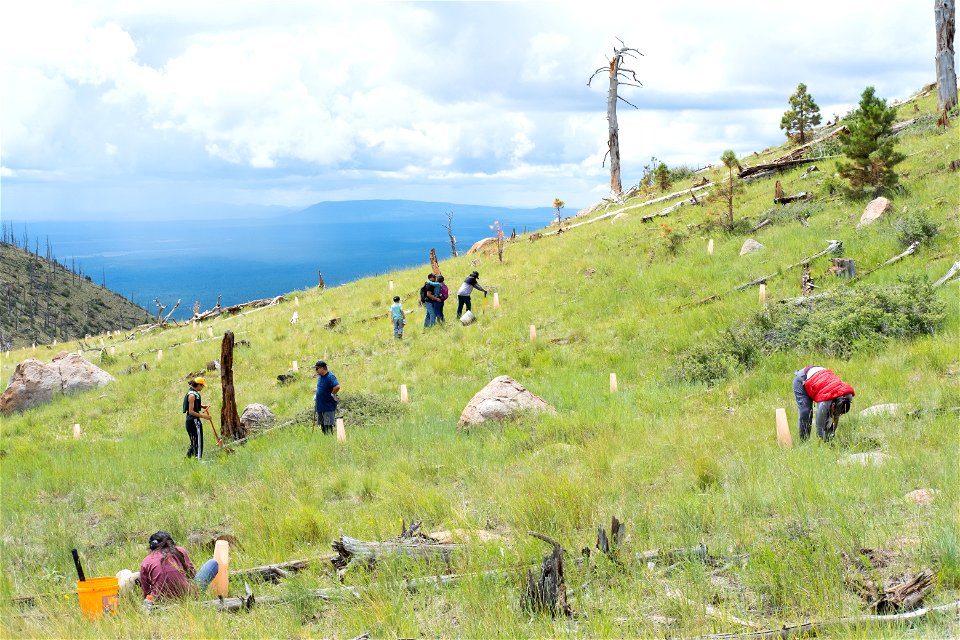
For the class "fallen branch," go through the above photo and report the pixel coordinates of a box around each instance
[332,534,460,569]
[750,218,772,233]
[933,259,960,287]
[685,599,960,640]
[773,192,811,205]
[739,157,830,180]
[640,192,708,222]
[861,241,919,277]
[734,241,842,291]
[232,555,336,582]
[665,587,762,630]
[766,126,850,164]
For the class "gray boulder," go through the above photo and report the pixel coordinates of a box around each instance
[457,375,555,429]
[240,403,275,431]
[859,403,902,417]
[739,239,765,256]
[1,352,114,414]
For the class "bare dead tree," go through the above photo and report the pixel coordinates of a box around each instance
[220,330,245,441]
[317,271,325,289]
[936,0,957,112]
[441,211,458,257]
[588,39,643,198]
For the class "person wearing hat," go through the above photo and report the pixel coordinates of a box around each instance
[456,270,487,319]
[793,366,855,441]
[314,361,341,434]
[140,531,219,609]
[183,377,213,459]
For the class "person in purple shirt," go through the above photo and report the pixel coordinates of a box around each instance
[139,531,218,609]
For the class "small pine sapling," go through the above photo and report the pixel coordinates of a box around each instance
[654,162,671,192]
[780,83,822,144]
[552,198,565,224]
[837,87,905,196]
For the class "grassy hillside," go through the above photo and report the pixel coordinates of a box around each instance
[0,242,153,350]
[1,89,957,639]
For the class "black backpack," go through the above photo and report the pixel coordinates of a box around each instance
[419,283,430,304]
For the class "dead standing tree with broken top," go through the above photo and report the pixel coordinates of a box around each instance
[588,40,643,199]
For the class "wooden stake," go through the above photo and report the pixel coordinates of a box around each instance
[775,408,792,447]
[389,280,394,291]
[291,360,298,372]
[336,418,346,443]
[529,325,536,340]
[157,349,163,361]
[759,283,767,305]
[493,292,500,309]
[400,384,409,403]
[207,327,214,338]
[610,373,618,393]
[73,423,81,439]
[707,239,714,255]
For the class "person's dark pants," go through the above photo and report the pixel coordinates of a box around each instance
[318,410,336,435]
[185,417,203,459]
[423,303,436,328]
[456,295,472,318]
[434,300,445,323]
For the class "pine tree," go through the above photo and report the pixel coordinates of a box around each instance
[654,162,671,192]
[837,87,905,195]
[780,83,822,144]
[720,150,741,227]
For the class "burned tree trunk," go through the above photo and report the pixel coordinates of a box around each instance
[429,248,441,276]
[317,271,325,289]
[588,41,643,198]
[220,330,245,441]
[801,263,815,296]
[523,532,572,618]
[936,0,957,112]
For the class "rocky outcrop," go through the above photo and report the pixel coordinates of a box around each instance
[457,375,555,429]
[0,352,115,414]
[466,237,499,255]
[858,197,892,226]
[240,403,275,432]
[739,239,764,256]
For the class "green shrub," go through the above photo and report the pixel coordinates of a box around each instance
[675,278,945,383]
[892,210,940,247]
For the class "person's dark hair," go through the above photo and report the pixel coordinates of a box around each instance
[393,296,400,302]
[148,531,194,577]
[437,276,444,283]
[470,271,479,278]
[314,360,327,370]
[833,396,852,415]
[427,273,436,281]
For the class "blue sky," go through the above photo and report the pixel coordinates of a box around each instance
[0,1,942,220]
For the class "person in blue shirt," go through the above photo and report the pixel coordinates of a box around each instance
[313,360,341,434]
[390,296,406,339]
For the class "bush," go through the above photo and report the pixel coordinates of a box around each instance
[675,278,945,383]
[659,223,688,256]
[892,210,940,247]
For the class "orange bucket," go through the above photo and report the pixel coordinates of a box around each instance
[76,576,119,620]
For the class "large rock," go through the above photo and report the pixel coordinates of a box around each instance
[457,375,556,429]
[858,197,892,226]
[739,239,764,256]
[466,237,499,255]
[0,352,115,414]
[240,403,275,431]
[859,403,902,417]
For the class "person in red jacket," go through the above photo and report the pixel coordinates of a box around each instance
[139,531,218,609]
[793,366,855,441]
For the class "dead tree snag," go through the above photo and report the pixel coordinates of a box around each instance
[220,330,245,441]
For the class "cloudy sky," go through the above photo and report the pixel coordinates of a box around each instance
[0,1,940,219]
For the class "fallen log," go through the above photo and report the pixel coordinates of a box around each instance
[331,534,460,569]
[933,259,960,287]
[773,192,811,205]
[665,587,761,630]
[232,556,335,582]
[767,125,850,164]
[685,599,960,640]
[734,241,842,291]
[640,192,708,222]
[739,157,828,180]
[750,218,772,233]
[861,241,919,276]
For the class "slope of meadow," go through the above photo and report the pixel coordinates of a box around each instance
[1,90,957,638]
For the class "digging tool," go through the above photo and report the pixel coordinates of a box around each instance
[72,548,87,582]
[204,408,234,453]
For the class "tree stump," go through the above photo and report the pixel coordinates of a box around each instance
[828,258,856,278]
[774,180,785,200]
[596,516,626,558]
[523,532,572,618]
[801,263,815,296]
[220,331,245,441]
[317,271,325,289]
[429,248,441,276]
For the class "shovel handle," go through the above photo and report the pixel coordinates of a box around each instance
[72,548,86,582]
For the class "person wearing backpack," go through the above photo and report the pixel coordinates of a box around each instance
[419,273,441,328]
[456,271,487,318]
[435,275,449,323]
[792,366,855,441]
[183,377,213,460]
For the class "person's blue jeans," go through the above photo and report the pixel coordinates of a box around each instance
[423,303,437,327]
[393,318,404,338]
[792,372,814,440]
[434,300,445,323]
[194,559,219,590]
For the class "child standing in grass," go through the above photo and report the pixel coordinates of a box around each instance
[390,295,406,339]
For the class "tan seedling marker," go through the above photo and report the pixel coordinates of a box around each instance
[493,292,500,309]
[73,423,81,439]
[400,384,409,403]
[157,349,163,361]
[211,540,230,597]
[529,325,536,340]
[291,360,298,371]
[294,296,300,306]
[110,346,116,355]
[775,408,793,447]
[52,339,57,346]
[336,418,346,443]
[207,327,214,338]
[707,239,714,255]
[759,284,767,305]
[610,373,618,393]
[389,280,394,291]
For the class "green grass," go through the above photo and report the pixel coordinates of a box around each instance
[1,90,958,638]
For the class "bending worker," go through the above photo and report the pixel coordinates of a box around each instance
[793,365,855,441]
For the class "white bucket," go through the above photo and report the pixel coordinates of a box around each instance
[460,310,476,325]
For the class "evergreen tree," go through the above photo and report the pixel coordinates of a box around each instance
[837,87,905,195]
[719,150,741,227]
[654,162,671,192]
[780,83,822,144]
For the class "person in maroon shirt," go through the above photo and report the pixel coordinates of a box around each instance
[139,531,218,608]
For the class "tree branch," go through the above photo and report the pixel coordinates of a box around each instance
[618,95,640,109]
